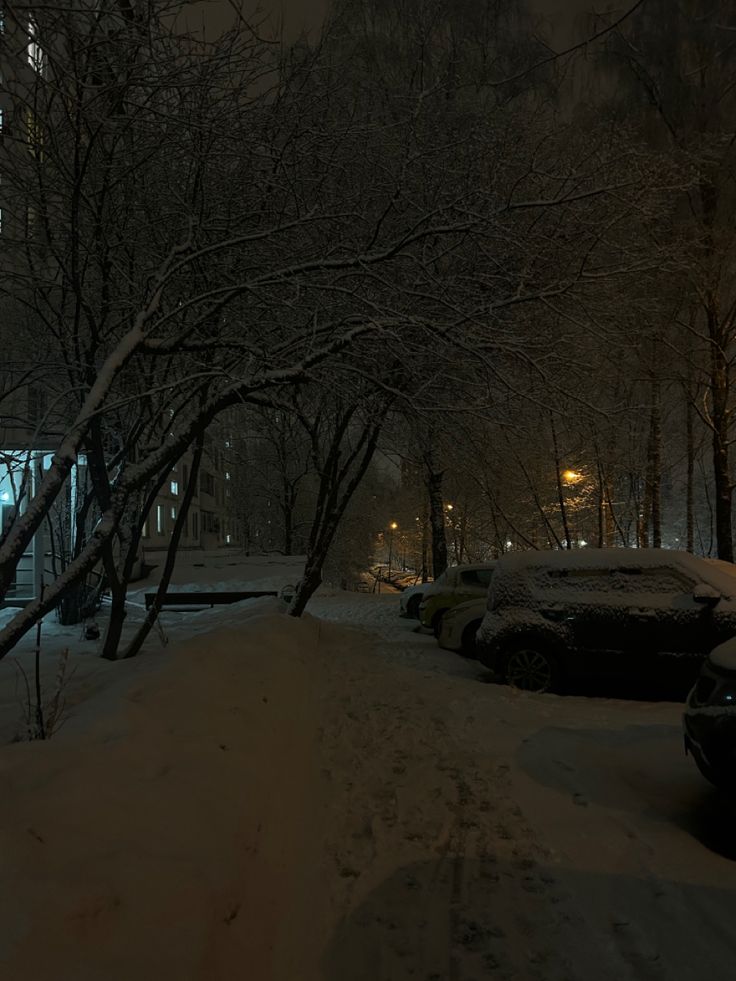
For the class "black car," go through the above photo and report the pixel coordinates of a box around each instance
[684,643,736,788]
[476,548,736,694]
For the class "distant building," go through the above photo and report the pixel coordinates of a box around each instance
[140,432,239,554]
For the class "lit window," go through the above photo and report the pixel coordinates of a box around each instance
[225,471,230,480]
[226,534,231,544]
[156,505,164,534]
[170,480,178,495]
[27,19,44,73]
[170,506,176,520]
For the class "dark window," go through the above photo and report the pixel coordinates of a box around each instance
[611,567,695,594]
[27,385,47,425]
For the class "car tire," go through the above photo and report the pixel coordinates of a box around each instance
[691,750,731,791]
[690,737,736,792]
[460,620,482,659]
[432,609,448,638]
[501,639,562,694]
[407,594,422,619]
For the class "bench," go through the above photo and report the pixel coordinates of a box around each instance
[144,590,282,610]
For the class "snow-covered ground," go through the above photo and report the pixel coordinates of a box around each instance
[1,551,735,980]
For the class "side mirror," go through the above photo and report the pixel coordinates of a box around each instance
[693,583,721,606]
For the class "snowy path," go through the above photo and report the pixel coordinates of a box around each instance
[307,611,734,981]
[2,571,736,979]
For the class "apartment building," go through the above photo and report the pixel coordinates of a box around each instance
[140,434,239,555]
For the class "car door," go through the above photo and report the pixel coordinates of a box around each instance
[605,565,712,686]
[531,566,629,678]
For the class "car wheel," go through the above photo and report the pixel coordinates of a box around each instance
[690,737,736,792]
[432,609,448,638]
[502,641,560,693]
[691,751,731,791]
[407,594,422,619]
[460,620,482,659]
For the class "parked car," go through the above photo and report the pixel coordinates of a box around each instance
[683,636,736,788]
[437,597,486,656]
[399,582,427,619]
[476,548,736,694]
[418,563,496,636]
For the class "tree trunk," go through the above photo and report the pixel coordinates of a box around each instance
[101,471,171,659]
[288,411,386,617]
[281,482,296,555]
[101,560,128,660]
[421,500,430,582]
[287,555,323,618]
[685,369,695,553]
[550,416,571,549]
[424,465,448,578]
[646,375,662,548]
[706,298,733,560]
[123,436,204,659]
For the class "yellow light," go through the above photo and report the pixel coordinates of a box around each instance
[445,503,454,510]
[390,521,398,530]
[562,469,582,485]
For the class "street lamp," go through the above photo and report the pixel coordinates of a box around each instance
[388,521,398,583]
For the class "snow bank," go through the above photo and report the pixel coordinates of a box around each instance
[0,611,330,981]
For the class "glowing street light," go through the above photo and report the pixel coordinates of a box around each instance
[562,469,583,486]
[387,521,398,583]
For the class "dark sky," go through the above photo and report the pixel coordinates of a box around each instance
[185,1,618,55]
[185,0,328,41]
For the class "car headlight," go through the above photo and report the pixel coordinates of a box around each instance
[693,676,736,707]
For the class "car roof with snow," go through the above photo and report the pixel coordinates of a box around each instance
[448,562,496,572]
[494,548,736,596]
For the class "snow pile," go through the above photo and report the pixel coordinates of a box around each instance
[0,550,306,746]
[0,611,330,981]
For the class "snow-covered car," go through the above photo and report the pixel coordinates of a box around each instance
[418,563,495,636]
[437,597,486,656]
[683,637,736,788]
[399,582,426,619]
[476,548,736,694]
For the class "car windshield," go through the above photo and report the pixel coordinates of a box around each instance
[700,559,736,598]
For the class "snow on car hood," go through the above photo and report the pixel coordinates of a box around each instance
[708,636,736,671]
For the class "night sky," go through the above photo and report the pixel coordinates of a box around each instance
[191,0,606,46]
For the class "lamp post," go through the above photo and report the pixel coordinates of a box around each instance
[388,521,398,584]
